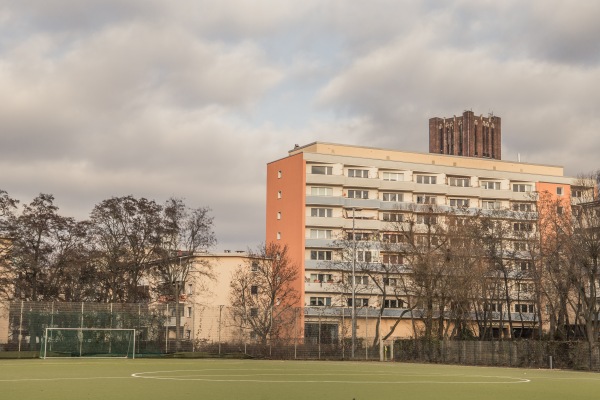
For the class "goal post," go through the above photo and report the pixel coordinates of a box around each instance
[41,328,136,359]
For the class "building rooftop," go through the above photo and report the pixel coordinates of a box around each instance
[288,142,565,178]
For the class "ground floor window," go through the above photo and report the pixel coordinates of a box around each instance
[304,323,339,344]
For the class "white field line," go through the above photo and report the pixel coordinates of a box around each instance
[131,369,531,384]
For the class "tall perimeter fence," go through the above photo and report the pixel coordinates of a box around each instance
[1,301,600,371]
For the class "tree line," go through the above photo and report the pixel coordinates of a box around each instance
[326,173,600,347]
[0,191,216,304]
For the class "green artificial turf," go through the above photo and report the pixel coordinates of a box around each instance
[0,358,598,400]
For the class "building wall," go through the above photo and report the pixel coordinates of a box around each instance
[270,141,577,339]
[266,153,307,308]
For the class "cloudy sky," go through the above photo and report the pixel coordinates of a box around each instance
[1,1,599,250]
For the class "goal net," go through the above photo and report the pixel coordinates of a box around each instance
[41,328,136,359]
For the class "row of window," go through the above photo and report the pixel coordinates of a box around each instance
[309,166,555,193]
[307,220,534,240]
[309,297,405,308]
[308,297,535,313]
[310,187,539,206]
[309,240,533,262]
[307,203,534,220]
[486,303,536,313]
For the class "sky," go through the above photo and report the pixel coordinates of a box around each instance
[1,1,599,251]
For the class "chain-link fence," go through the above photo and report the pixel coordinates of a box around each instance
[394,339,600,370]
[1,301,599,370]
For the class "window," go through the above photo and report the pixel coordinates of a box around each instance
[357,251,373,262]
[347,298,369,307]
[513,222,533,232]
[383,172,403,181]
[310,250,332,260]
[250,308,258,317]
[382,192,403,202]
[310,229,332,239]
[382,233,403,243]
[382,277,398,286]
[251,285,258,295]
[311,208,332,217]
[352,276,369,285]
[312,165,333,175]
[481,181,501,190]
[382,212,403,222]
[556,187,563,196]
[277,170,282,178]
[487,303,502,312]
[310,297,331,306]
[416,215,437,225]
[416,195,436,204]
[311,187,333,196]
[515,304,535,313]
[482,200,501,210]
[518,283,535,293]
[382,254,402,264]
[449,198,469,208]
[383,299,403,308]
[416,175,437,184]
[277,191,282,199]
[557,206,563,215]
[347,232,370,241]
[277,212,281,220]
[348,169,369,178]
[310,273,333,283]
[347,190,369,199]
[251,262,259,272]
[512,183,533,192]
[449,177,470,187]
[187,283,193,295]
[573,189,583,198]
[518,261,532,271]
[514,242,529,251]
[277,232,281,240]
[416,235,440,248]
[187,307,192,318]
[512,203,533,212]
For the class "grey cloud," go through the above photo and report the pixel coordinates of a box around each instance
[2,1,599,250]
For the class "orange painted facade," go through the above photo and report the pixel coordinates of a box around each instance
[266,153,306,312]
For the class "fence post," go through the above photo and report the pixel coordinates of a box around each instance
[218,305,223,356]
[165,303,169,353]
[294,308,297,360]
[365,308,368,360]
[18,301,23,354]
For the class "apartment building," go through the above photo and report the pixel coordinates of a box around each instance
[266,142,575,340]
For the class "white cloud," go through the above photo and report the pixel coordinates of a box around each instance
[1,0,598,249]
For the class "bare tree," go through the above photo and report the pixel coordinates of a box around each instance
[89,196,162,302]
[396,204,449,342]
[567,173,600,361]
[228,243,300,344]
[0,190,18,299]
[154,198,216,351]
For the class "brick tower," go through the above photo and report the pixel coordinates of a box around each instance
[429,111,501,160]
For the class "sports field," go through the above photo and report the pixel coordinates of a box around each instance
[0,359,598,400]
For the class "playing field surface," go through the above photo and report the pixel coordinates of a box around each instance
[1,358,599,400]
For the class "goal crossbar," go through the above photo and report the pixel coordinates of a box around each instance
[42,328,136,359]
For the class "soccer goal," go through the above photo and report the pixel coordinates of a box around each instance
[41,328,136,359]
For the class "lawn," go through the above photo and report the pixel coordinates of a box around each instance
[0,358,598,400]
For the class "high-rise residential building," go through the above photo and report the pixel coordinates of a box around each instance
[267,142,574,339]
[429,110,501,159]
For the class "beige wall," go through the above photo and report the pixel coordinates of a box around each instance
[185,253,255,343]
